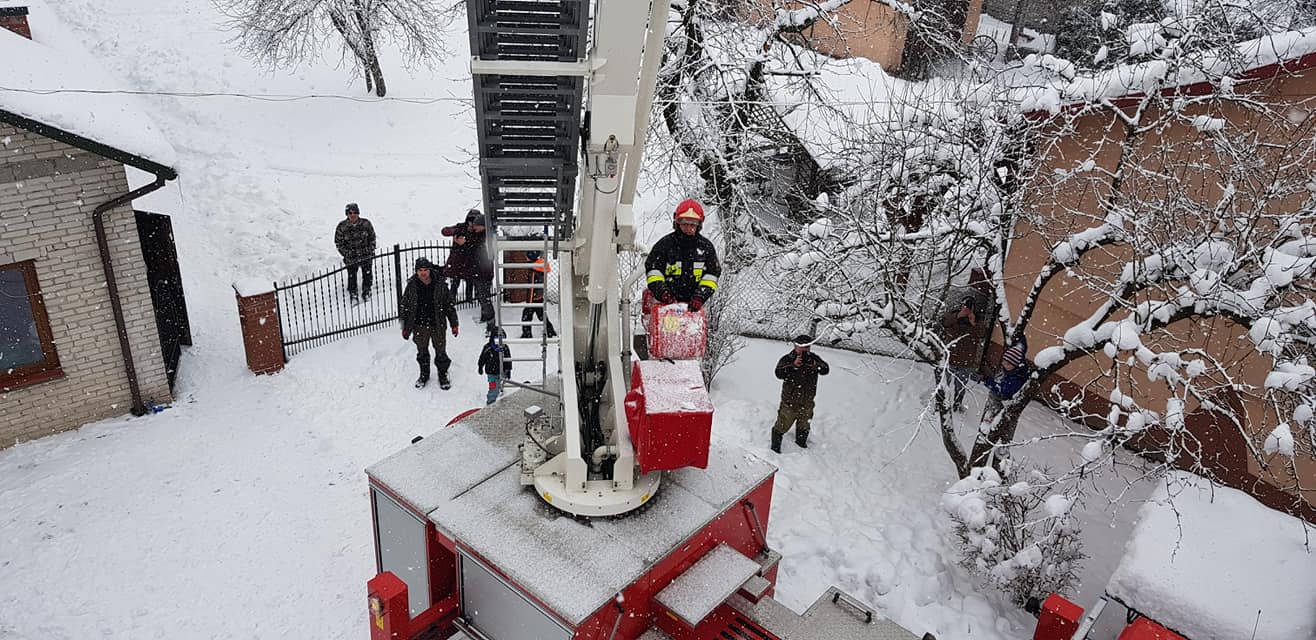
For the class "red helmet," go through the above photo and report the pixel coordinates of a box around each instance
[674,199,705,226]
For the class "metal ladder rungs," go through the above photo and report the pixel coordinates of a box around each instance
[504,356,555,363]
[504,336,559,345]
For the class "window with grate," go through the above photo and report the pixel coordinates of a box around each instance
[1,260,62,389]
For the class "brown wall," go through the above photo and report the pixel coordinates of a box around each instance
[752,0,909,70]
[0,123,171,445]
[1012,67,1316,516]
[758,0,984,71]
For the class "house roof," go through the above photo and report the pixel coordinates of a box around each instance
[0,2,177,178]
[1018,26,1316,114]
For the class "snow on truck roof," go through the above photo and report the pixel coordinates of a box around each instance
[366,385,776,626]
[1106,471,1316,640]
[0,2,176,172]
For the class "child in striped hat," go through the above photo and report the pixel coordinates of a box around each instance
[984,336,1030,419]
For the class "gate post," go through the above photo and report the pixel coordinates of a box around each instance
[393,244,403,308]
[234,280,285,375]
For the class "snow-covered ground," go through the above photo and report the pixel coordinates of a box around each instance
[3,2,1308,640]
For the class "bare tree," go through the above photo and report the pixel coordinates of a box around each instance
[762,4,1316,517]
[216,0,458,96]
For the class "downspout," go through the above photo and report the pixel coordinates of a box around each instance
[92,174,172,416]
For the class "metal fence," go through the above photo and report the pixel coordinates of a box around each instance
[719,266,919,360]
[275,242,480,357]
[272,241,920,363]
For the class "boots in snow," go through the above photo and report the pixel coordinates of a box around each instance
[770,432,782,454]
[438,371,452,390]
[415,368,430,389]
[795,433,809,449]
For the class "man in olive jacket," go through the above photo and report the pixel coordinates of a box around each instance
[400,258,460,389]
[771,334,830,453]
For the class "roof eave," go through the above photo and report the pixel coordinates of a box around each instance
[0,107,178,180]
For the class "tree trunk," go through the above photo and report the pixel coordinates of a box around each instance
[329,6,386,96]
[935,372,972,477]
[1009,0,1031,49]
[355,5,387,97]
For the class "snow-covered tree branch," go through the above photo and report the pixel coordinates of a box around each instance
[216,0,458,96]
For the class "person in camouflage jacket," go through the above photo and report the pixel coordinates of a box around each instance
[335,202,376,302]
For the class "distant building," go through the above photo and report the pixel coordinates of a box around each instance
[1,4,189,445]
[756,0,986,71]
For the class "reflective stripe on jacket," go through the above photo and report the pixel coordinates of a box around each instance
[644,231,721,302]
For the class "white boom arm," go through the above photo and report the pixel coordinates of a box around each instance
[527,0,672,516]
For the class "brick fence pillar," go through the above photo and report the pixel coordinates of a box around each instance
[234,281,284,375]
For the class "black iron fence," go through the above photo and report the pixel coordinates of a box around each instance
[275,242,479,358]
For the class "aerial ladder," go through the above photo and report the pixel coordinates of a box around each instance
[362,0,932,638]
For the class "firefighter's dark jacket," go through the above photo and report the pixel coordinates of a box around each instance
[774,351,830,405]
[645,231,721,302]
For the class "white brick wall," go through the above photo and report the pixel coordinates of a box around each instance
[0,122,172,445]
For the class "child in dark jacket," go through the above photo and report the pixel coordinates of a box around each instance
[984,337,1030,418]
[477,327,513,405]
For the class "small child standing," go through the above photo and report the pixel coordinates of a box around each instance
[477,325,513,405]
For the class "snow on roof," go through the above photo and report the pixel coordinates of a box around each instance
[0,2,176,169]
[768,56,901,171]
[766,56,974,173]
[1017,26,1316,114]
[1106,471,1316,640]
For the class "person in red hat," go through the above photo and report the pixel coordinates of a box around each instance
[644,198,721,311]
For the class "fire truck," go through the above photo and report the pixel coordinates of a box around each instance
[361,0,932,638]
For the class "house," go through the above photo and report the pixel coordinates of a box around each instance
[1,3,189,445]
[756,0,986,71]
[1009,33,1316,518]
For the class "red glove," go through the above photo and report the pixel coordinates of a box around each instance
[658,289,676,304]
[402,329,411,340]
[688,296,705,312]
[452,326,460,337]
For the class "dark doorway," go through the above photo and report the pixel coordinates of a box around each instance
[135,211,192,391]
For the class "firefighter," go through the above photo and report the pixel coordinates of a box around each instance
[644,199,720,311]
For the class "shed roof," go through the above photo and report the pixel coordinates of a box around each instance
[0,2,176,177]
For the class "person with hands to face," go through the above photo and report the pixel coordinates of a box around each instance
[770,334,830,453]
[442,209,495,322]
[645,199,720,312]
[399,257,460,389]
[941,295,988,412]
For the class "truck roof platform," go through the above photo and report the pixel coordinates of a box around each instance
[366,386,776,626]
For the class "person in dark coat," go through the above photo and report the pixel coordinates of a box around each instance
[983,337,1030,419]
[645,199,720,311]
[334,202,376,303]
[400,257,460,389]
[477,325,513,405]
[771,334,830,453]
[941,296,988,411]
[442,209,495,323]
